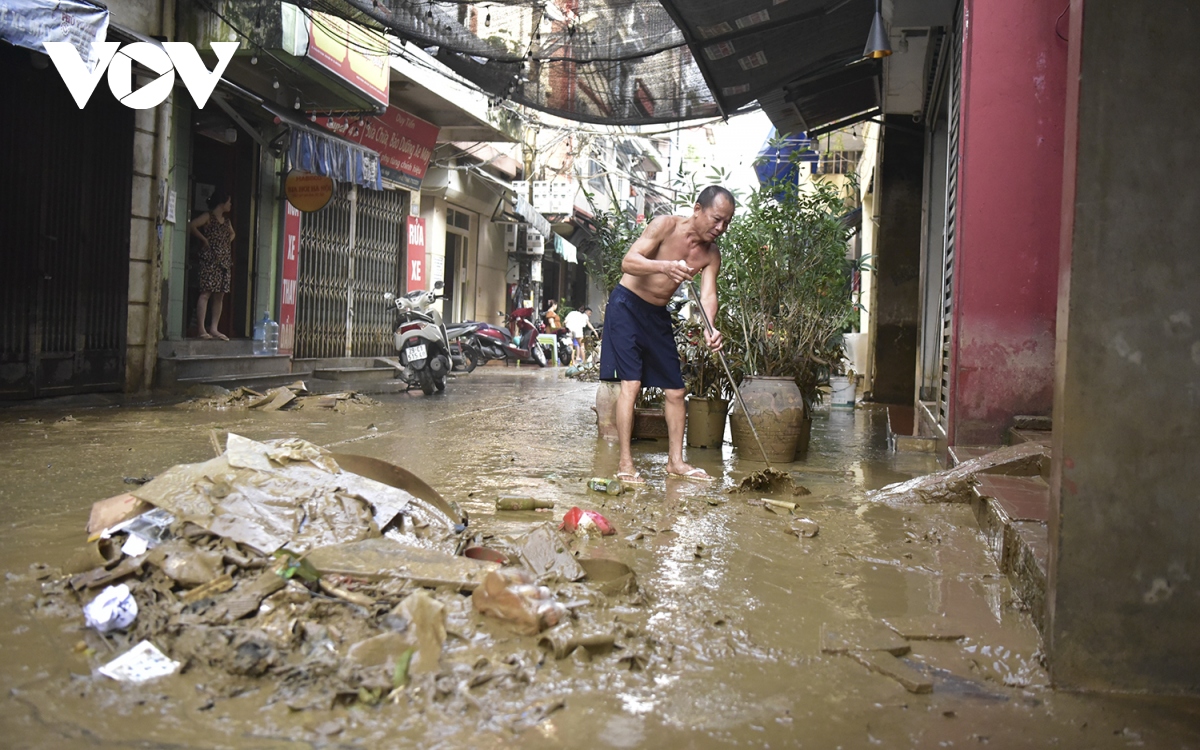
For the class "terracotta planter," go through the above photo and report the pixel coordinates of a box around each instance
[594,381,621,441]
[728,376,811,462]
[686,396,728,448]
[632,407,669,440]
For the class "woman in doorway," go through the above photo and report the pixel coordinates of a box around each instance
[188,190,235,340]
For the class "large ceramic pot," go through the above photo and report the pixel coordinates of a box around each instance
[728,376,811,462]
[594,381,621,441]
[686,396,729,448]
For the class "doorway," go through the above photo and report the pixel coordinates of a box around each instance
[186,123,256,339]
[444,207,472,323]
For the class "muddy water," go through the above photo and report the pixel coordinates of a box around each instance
[2,370,1198,748]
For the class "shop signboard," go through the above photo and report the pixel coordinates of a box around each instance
[318,107,440,190]
[406,217,426,294]
[284,170,334,212]
[306,11,389,108]
[278,202,303,355]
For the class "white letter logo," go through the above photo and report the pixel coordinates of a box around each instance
[42,41,120,109]
[44,41,240,110]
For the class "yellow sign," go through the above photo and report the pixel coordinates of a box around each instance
[284,170,334,212]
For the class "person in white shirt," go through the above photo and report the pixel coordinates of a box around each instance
[563,306,596,366]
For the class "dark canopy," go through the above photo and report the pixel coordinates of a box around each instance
[302,0,880,130]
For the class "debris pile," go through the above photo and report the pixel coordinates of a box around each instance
[868,441,1050,505]
[47,435,648,721]
[185,381,378,412]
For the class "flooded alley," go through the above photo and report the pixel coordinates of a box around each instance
[1,369,1197,749]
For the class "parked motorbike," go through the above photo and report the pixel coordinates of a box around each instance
[385,281,452,395]
[502,307,548,367]
[460,319,511,365]
[444,321,484,373]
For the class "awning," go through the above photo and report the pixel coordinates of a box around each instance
[555,235,578,265]
[472,167,557,240]
[265,102,383,191]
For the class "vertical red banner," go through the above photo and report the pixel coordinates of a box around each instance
[279,202,302,354]
[406,216,426,293]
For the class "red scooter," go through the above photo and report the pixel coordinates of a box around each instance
[501,307,548,367]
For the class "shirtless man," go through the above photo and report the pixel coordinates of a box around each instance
[598,185,735,484]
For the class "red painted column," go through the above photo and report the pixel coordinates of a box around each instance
[948,0,1068,446]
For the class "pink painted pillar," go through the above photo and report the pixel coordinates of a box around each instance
[948,0,1067,446]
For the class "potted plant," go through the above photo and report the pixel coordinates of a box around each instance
[677,320,730,447]
[716,174,856,461]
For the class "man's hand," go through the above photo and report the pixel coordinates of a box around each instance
[662,259,695,284]
[705,327,724,353]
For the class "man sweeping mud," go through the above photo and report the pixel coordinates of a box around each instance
[599,185,735,485]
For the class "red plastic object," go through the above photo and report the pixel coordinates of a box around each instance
[560,506,615,536]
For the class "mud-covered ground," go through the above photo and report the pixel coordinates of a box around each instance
[1,368,1198,749]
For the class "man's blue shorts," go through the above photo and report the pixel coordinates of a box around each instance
[598,284,684,389]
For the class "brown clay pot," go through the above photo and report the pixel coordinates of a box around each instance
[594,381,621,441]
[686,396,729,448]
[728,376,811,462]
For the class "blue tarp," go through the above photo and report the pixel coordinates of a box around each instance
[754,129,818,188]
[286,122,383,191]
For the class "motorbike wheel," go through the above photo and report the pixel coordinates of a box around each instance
[420,372,435,396]
[533,342,548,368]
[558,343,572,366]
[435,376,446,392]
[457,346,478,374]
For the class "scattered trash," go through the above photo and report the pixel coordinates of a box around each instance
[130,434,459,556]
[577,557,637,596]
[53,435,671,723]
[306,536,498,590]
[495,496,555,511]
[788,517,820,538]
[868,441,1049,505]
[83,583,138,633]
[587,477,624,495]
[98,640,180,682]
[511,523,586,582]
[86,493,152,540]
[185,382,379,412]
[560,507,616,537]
[463,546,509,565]
[472,568,567,635]
[731,467,798,493]
[761,498,797,512]
[539,626,616,659]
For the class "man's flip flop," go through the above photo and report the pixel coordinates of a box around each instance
[616,471,647,485]
[667,468,717,482]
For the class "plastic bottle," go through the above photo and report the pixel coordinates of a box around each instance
[495,496,554,511]
[252,312,267,355]
[588,477,624,495]
[263,315,280,356]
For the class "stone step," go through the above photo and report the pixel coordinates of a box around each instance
[158,338,257,358]
[172,370,315,392]
[158,353,293,382]
[958,454,1051,639]
[312,366,398,383]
